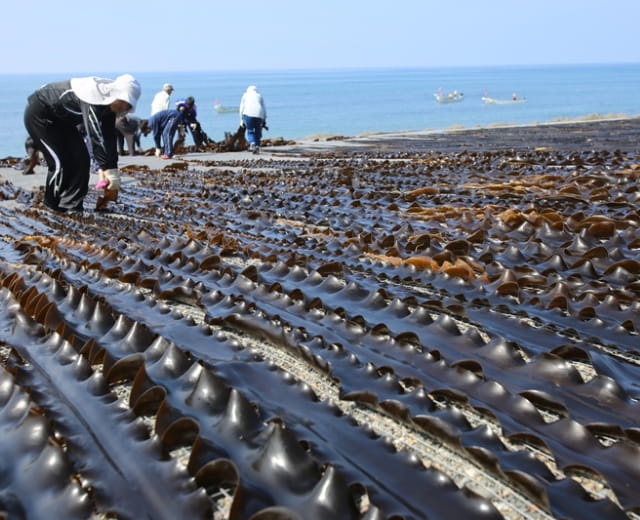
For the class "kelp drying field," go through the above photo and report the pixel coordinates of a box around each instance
[0,121,639,519]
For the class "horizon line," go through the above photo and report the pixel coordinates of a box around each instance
[1,61,639,77]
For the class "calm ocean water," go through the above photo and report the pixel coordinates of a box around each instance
[1,64,639,158]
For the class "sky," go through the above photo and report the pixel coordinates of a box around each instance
[1,0,638,74]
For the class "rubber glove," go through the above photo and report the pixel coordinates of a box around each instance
[101,168,121,190]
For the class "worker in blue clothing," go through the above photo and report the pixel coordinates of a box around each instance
[147,108,188,159]
[175,96,210,148]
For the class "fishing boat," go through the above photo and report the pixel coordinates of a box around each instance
[481,93,527,105]
[434,89,464,104]
[214,100,238,113]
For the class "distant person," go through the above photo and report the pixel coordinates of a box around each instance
[239,85,267,154]
[147,108,189,159]
[22,136,42,175]
[512,93,518,100]
[175,96,210,148]
[150,83,174,115]
[23,74,141,212]
[115,115,149,156]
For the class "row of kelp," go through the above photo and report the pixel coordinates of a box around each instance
[0,145,638,518]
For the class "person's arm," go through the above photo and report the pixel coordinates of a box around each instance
[84,104,118,169]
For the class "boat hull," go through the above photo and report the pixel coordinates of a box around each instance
[481,97,527,105]
[434,93,464,104]
[214,104,238,114]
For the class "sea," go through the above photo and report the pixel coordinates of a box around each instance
[1,63,639,159]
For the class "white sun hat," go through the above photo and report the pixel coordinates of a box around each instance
[70,74,141,112]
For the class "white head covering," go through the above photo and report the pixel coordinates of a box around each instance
[246,85,258,93]
[70,74,142,112]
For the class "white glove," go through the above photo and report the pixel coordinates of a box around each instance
[102,169,121,190]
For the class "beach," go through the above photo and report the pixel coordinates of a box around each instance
[0,119,639,520]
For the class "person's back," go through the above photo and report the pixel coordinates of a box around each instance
[239,86,266,120]
[148,109,185,158]
[115,116,142,155]
[150,83,174,115]
[148,109,178,126]
[239,86,267,153]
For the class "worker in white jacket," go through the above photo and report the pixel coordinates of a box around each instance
[239,85,267,153]
[150,83,174,115]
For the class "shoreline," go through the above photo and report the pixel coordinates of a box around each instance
[2,112,639,163]
[285,113,640,155]
[303,112,640,142]
[2,115,638,194]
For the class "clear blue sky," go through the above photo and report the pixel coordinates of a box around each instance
[2,0,638,74]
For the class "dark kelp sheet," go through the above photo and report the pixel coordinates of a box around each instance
[0,120,639,519]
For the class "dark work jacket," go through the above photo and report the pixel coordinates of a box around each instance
[115,115,140,136]
[28,80,118,169]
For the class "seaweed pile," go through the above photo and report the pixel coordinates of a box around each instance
[0,139,639,519]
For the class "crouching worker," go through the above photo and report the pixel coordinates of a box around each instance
[116,115,149,156]
[176,97,210,149]
[23,74,141,212]
[148,108,188,159]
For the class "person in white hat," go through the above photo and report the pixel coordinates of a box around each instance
[150,83,174,116]
[23,74,141,212]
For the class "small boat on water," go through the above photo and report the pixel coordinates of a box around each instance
[434,89,464,104]
[481,92,527,105]
[213,99,238,113]
[214,103,238,114]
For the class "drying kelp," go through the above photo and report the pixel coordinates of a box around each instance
[0,125,638,519]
